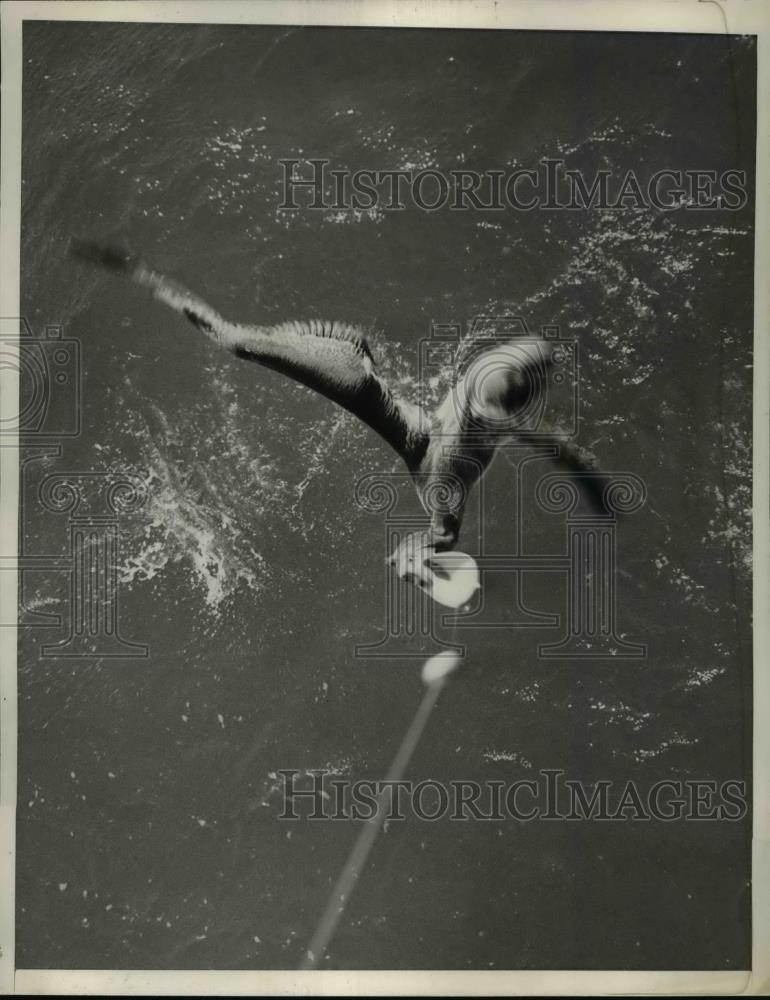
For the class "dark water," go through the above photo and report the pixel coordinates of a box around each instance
[18,23,754,969]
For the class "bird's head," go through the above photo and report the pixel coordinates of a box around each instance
[387,532,435,588]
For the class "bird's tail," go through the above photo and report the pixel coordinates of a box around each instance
[69,238,231,344]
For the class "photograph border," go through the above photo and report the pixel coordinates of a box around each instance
[1,0,767,994]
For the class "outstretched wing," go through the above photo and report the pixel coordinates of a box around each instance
[70,240,428,466]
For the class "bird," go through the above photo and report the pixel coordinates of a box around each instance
[70,239,603,597]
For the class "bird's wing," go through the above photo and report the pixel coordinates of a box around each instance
[70,240,428,465]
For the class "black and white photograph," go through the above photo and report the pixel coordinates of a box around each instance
[1,0,768,993]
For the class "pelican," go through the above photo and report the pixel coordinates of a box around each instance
[70,240,602,602]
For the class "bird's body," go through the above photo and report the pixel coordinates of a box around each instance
[71,239,601,593]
